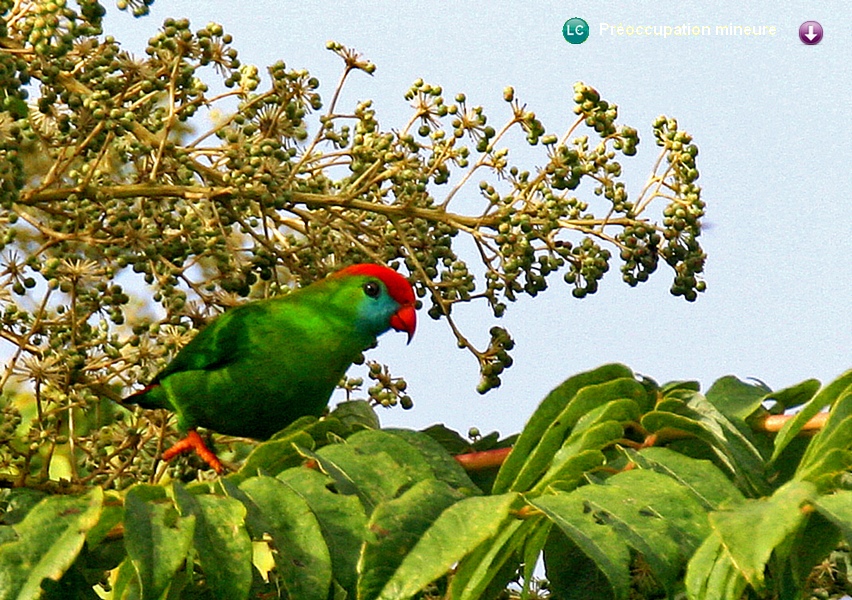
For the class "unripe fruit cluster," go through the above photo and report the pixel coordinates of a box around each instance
[653,117,705,300]
[476,326,515,394]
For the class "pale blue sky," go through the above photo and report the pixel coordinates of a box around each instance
[107,1,851,438]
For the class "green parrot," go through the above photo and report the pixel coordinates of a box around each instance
[125,263,417,473]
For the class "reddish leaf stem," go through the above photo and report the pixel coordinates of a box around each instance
[453,412,830,472]
[453,447,512,471]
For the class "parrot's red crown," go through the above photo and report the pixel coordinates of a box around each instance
[335,263,416,342]
[334,263,415,306]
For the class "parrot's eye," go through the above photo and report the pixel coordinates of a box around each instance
[363,281,380,298]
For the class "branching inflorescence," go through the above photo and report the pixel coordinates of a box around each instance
[0,3,705,486]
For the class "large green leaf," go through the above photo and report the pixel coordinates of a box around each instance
[542,527,630,600]
[689,504,837,600]
[748,379,820,484]
[519,517,552,598]
[795,448,852,492]
[278,467,368,596]
[358,479,464,600]
[448,516,542,600]
[124,484,195,600]
[230,416,354,485]
[707,480,816,591]
[307,429,437,512]
[85,490,124,547]
[659,379,701,394]
[0,487,102,600]
[784,511,843,594]
[705,375,769,421]
[385,428,480,494]
[684,530,747,600]
[571,397,641,436]
[628,447,745,510]
[231,429,315,483]
[531,418,625,494]
[531,450,606,495]
[771,369,852,463]
[236,475,332,600]
[328,400,381,431]
[814,490,852,542]
[557,419,625,463]
[686,390,772,488]
[534,494,631,600]
[535,469,711,595]
[171,485,252,600]
[492,364,635,494]
[370,492,519,600]
[419,423,475,454]
[0,488,48,526]
[106,556,143,600]
[757,378,820,415]
[507,375,646,493]
[642,390,770,496]
[269,415,321,439]
[797,386,852,479]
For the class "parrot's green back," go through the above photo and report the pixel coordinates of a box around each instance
[131,272,399,439]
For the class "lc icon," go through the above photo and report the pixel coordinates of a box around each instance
[563,17,589,44]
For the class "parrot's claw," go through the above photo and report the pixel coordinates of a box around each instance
[162,430,225,474]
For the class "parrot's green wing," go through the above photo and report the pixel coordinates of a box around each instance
[128,303,267,411]
[151,304,264,383]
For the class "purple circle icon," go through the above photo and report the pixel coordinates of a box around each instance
[799,21,823,45]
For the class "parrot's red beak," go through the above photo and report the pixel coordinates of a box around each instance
[390,304,416,344]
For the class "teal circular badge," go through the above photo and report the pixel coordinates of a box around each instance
[563,17,589,44]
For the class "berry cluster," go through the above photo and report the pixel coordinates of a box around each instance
[562,238,613,298]
[476,326,515,394]
[0,5,28,209]
[15,0,104,58]
[617,224,661,287]
[0,402,22,450]
[115,0,154,17]
[365,361,413,410]
[573,82,619,137]
[653,116,706,300]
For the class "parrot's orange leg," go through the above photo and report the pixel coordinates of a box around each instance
[162,430,224,474]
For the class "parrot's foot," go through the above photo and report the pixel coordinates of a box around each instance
[162,430,224,474]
